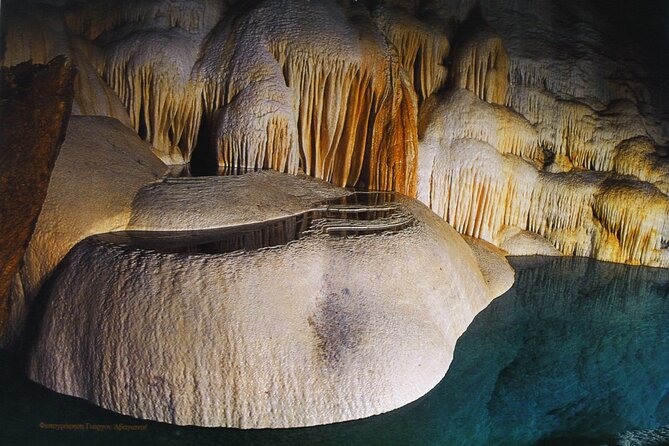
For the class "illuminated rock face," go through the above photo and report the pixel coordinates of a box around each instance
[418,88,669,267]
[416,1,669,267]
[2,116,166,346]
[1,0,431,194]
[27,173,512,428]
[195,0,429,194]
[1,0,667,268]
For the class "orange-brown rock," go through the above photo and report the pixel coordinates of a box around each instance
[0,56,76,340]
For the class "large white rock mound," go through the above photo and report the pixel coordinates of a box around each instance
[27,174,512,428]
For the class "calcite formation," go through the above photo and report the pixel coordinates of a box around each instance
[417,5,668,266]
[419,91,669,267]
[196,0,420,194]
[2,116,166,347]
[2,0,666,267]
[0,57,75,346]
[0,5,132,127]
[0,0,431,194]
[27,172,512,428]
[451,25,508,106]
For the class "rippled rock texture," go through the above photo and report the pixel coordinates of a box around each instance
[7,256,667,444]
[27,183,512,428]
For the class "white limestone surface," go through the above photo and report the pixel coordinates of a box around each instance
[462,235,515,297]
[128,170,351,231]
[28,188,509,428]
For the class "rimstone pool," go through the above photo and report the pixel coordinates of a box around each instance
[2,256,668,445]
[94,192,414,254]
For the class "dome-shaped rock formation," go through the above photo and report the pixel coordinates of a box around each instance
[27,174,512,428]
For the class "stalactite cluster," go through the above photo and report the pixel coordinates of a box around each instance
[102,27,205,164]
[195,0,420,194]
[0,6,132,126]
[451,26,508,105]
[420,87,669,267]
[2,0,667,267]
[64,0,226,40]
[373,6,450,102]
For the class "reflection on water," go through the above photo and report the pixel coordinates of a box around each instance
[2,256,668,445]
[94,192,413,254]
[168,165,264,177]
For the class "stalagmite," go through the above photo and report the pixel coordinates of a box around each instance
[451,25,508,105]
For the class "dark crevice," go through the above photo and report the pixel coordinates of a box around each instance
[188,112,218,176]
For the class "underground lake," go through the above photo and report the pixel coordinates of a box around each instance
[2,255,668,446]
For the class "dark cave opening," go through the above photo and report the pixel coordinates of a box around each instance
[187,113,218,176]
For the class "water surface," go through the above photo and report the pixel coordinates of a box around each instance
[2,256,668,445]
[95,192,412,254]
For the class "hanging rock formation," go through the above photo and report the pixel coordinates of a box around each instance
[372,4,450,103]
[419,88,669,267]
[417,0,669,267]
[0,4,132,127]
[196,0,421,194]
[451,25,508,105]
[1,0,668,269]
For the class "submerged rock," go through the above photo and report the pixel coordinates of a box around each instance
[27,175,512,428]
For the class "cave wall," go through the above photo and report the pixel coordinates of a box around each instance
[0,57,75,346]
[1,0,667,266]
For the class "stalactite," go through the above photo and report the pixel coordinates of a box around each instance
[423,135,668,267]
[64,0,226,40]
[508,76,652,175]
[1,6,132,127]
[506,58,636,108]
[101,27,205,164]
[419,89,669,268]
[423,89,544,165]
[426,138,537,242]
[0,7,70,67]
[212,84,300,174]
[197,0,419,195]
[593,180,669,266]
[373,6,450,102]
[451,26,508,106]
[365,59,418,195]
[526,171,602,256]
[612,136,669,195]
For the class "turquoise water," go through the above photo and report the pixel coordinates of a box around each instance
[2,256,669,445]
